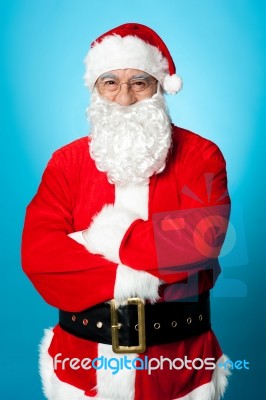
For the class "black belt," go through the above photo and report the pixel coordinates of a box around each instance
[59,291,211,354]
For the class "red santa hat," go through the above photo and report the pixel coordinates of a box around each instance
[84,23,183,95]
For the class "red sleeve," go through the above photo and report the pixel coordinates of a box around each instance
[21,157,117,312]
[119,139,231,285]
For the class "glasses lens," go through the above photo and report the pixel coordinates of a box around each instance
[130,79,150,93]
[99,79,119,92]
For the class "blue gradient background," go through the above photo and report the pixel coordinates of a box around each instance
[0,0,265,399]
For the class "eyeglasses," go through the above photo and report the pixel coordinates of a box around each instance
[96,77,157,94]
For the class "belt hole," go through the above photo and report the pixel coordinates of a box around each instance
[135,324,139,331]
[71,315,76,322]
[171,321,177,328]
[154,323,161,330]
[187,317,192,324]
[83,319,89,326]
[96,321,103,328]
[199,314,203,321]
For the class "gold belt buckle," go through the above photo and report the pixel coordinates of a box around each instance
[110,297,146,354]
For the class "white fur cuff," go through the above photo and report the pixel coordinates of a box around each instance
[83,204,139,264]
[114,265,160,303]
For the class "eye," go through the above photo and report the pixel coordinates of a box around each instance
[103,80,117,86]
[100,79,119,92]
[131,80,147,87]
[130,79,149,92]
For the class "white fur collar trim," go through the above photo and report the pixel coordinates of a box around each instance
[115,184,149,219]
[113,184,160,302]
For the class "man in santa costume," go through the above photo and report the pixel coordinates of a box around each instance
[22,23,231,400]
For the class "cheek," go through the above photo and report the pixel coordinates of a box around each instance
[100,92,115,101]
[137,89,156,101]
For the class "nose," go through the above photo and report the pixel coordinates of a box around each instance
[114,83,136,106]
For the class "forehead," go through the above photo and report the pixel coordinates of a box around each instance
[98,68,152,80]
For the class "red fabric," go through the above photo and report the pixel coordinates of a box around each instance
[21,126,230,398]
[134,331,222,400]
[119,127,230,298]
[48,325,223,399]
[22,137,117,311]
[49,325,98,396]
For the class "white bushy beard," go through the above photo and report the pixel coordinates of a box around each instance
[87,88,172,186]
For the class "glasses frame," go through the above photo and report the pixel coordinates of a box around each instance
[96,77,157,95]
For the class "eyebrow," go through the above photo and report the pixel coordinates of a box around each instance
[98,72,153,81]
[98,72,118,81]
[129,73,151,80]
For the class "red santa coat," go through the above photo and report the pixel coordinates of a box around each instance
[22,126,231,400]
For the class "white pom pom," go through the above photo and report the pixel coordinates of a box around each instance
[163,74,183,95]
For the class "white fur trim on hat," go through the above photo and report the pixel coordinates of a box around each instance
[84,35,169,90]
